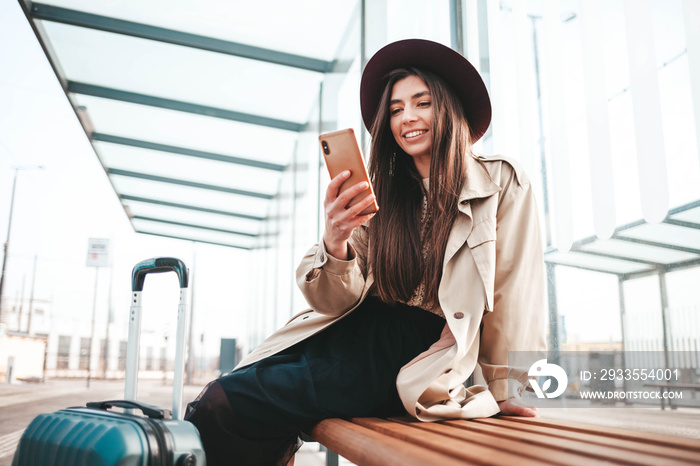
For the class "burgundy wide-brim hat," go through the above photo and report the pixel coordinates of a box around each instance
[360,39,491,142]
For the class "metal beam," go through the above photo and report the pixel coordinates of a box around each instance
[131,215,257,238]
[668,199,700,215]
[92,133,286,171]
[543,257,625,276]
[568,249,664,267]
[621,257,700,281]
[120,195,265,221]
[664,218,700,230]
[67,81,305,132]
[108,168,274,199]
[136,231,250,250]
[613,235,700,255]
[29,3,333,73]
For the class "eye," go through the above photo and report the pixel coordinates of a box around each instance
[418,101,431,108]
[390,107,402,116]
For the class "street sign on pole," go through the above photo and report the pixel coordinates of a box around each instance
[86,238,109,387]
[86,238,110,268]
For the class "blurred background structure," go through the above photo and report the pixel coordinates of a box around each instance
[0,0,699,407]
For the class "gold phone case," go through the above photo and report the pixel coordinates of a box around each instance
[319,128,379,215]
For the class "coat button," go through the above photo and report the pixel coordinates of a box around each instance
[454,312,464,319]
[320,252,326,262]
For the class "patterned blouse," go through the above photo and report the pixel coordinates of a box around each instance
[397,179,445,319]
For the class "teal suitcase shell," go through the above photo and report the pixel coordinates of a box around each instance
[12,258,205,465]
[12,404,204,465]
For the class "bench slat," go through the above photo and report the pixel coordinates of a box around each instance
[388,417,597,466]
[485,418,700,461]
[309,415,699,465]
[352,417,546,466]
[442,419,688,466]
[470,417,700,464]
[498,416,700,451]
[309,418,470,466]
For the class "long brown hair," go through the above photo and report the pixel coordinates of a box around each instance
[367,67,474,306]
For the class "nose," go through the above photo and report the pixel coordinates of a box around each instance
[402,105,418,123]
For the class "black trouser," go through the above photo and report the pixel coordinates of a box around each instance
[185,297,445,466]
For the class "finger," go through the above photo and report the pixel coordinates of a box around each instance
[335,181,371,208]
[353,211,377,226]
[335,214,375,238]
[502,404,538,417]
[345,207,378,230]
[324,170,352,204]
[345,193,377,217]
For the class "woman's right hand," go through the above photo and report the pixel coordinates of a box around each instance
[322,170,377,260]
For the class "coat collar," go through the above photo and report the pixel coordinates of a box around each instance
[458,155,502,205]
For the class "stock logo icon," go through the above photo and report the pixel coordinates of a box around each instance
[528,359,568,399]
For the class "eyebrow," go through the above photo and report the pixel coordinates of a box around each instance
[389,90,431,106]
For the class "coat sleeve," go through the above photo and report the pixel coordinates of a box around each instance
[478,162,548,401]
[295,226,370,317]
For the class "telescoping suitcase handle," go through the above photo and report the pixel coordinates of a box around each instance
[126,257,189,420]
[86,400,172,420]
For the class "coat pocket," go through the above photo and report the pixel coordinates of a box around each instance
[466,216,496,311]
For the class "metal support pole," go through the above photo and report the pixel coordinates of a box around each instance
[27,254,37,334]
[186,245,196,385]
[546,262,560,362]
[618,277,628,395]
[0,171,19,325]
[103,266,113,379]
[325,449,339,466]
[87,267,99,388]
[658,272,671,372]
[531,16,560,362]
[450,0,464,54]
[531,16,553,248]
[17,276,25,332]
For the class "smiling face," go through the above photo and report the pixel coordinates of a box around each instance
[389,75,433,176]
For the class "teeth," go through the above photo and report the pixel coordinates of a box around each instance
[404,130,427,138]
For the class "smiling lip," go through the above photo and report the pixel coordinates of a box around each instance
[403,129,428,139]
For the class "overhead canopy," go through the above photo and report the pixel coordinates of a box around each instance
[545,200,700,280]
[20,0,700,273]
[20,0,358,249]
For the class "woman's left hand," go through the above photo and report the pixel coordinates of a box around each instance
[497,399,538,417]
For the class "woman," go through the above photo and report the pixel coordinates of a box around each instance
[186,39,547,466]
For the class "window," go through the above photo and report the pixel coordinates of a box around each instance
[79,337,90,370]
[159,347,167,371]
[146,347,154,371]
[57,335,71,369]
[118,340,127,371]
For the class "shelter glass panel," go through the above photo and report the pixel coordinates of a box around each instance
[41,0,360,60]
[41,20,324,123]
[72,95,299,166]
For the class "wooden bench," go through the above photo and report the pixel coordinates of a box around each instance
[306,415,700,465]
[644,382,700,409]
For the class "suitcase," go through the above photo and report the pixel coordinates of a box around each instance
[12,257,206,466]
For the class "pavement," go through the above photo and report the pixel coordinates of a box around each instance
[0,378,342,466]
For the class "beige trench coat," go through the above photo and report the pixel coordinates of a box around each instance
[236,154,547,421]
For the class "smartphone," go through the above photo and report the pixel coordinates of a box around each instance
[319,128,379,215]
